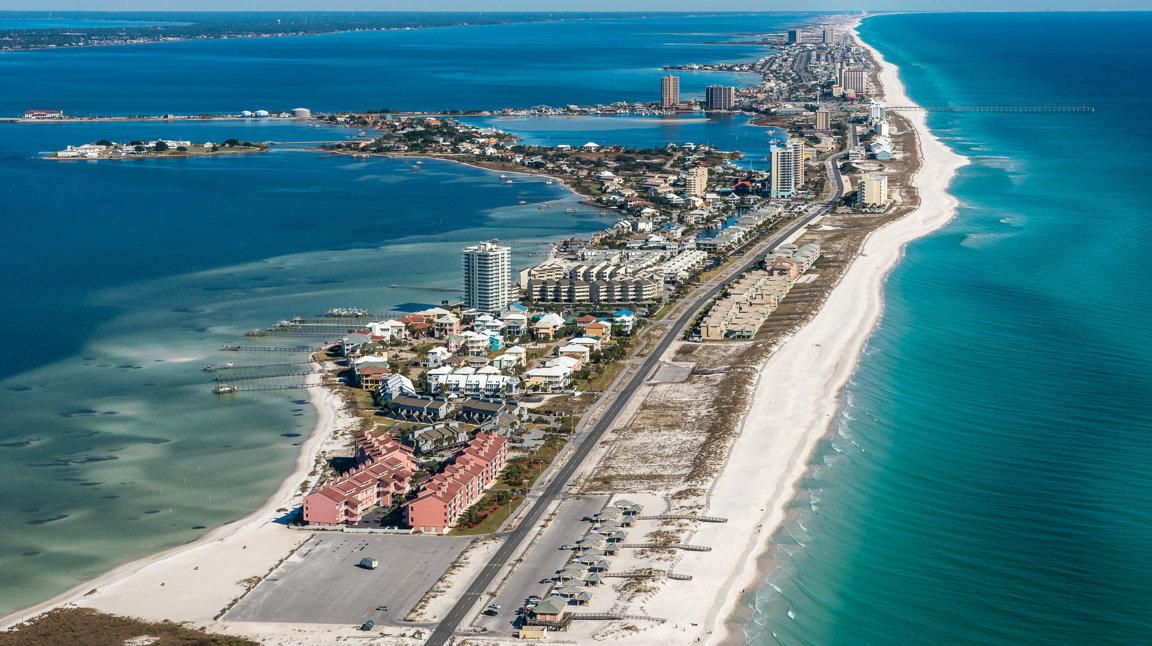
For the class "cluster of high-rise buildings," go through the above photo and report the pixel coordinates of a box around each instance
[659,75,736,111]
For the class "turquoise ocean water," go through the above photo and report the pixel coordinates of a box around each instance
[741,12,1152,645]
[0,12,804,620]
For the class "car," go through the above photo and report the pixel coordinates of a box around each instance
[360,620,375,631]
[539,578,553,584]
[527,595,542,601]
[376,605,388,611]
[488,603,501,610]
[560,544,576,550]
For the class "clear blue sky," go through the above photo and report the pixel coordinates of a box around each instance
[0,1,1148,10]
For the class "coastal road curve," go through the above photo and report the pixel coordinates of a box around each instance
[425,151,845,646]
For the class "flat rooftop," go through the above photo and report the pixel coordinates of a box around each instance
[224,533,471,626]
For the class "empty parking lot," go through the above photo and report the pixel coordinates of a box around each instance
[225,533,472,626]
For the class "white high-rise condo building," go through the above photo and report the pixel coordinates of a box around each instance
[462,241,512,313]
[770,140,806,199]
[869,100,886,124]
[661,75,680,109]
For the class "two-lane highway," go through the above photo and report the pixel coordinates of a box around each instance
[425,151,846,646]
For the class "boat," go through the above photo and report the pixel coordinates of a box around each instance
[213,385,237,395]
[518,198,527,204]
[546,179,555,185]
[499,174,508,179]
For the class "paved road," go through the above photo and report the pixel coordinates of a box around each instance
[425,156,846,646]
[473,495,608,633]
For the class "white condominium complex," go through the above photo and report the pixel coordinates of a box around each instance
[822,28,835,44]
[770,140,806,198]
[661,75,680,109]
[869,100,886,124]
[462,241,512,313]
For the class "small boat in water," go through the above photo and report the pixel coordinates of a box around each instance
[213,385,237,395]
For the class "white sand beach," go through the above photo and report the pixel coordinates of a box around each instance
[2,19,967,646]
[590,19,969,646]
[0,368,352,630]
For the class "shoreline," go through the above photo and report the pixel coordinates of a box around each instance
[0,152,602,631]
[0,366,347,630]
[702,18,970,644]
[0,15,969,641]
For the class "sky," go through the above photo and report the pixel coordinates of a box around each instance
[0,1,1149,11]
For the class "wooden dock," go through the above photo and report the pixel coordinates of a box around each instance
[203,360,314,372]
[213,382,324,394]
[220,345,318,353]
[213,368,323,383]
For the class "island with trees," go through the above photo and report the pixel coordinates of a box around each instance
[48,138,267,160]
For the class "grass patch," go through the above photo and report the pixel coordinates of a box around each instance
[449,435,566,536]
[0,608,256,646]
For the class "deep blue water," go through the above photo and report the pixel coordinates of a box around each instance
[0,14,773,116]
[0,12,805,619]
[461,113,787,169]
[742,13,1152,645]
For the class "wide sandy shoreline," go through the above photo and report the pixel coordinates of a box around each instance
[694,18,970,645]
[0,367,347,630]
[0,17,970,644]
[504,20,969,645]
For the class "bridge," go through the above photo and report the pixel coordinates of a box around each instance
[888,105,1094,113]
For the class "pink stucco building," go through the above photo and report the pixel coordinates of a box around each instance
[302,433,416,526]
[405,432,509,534]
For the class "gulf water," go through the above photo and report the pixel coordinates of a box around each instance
[0,12,806,619]
[742,13,1152,645]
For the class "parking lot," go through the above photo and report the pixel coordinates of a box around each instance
[225,533,471,626]
[472,495,609,633]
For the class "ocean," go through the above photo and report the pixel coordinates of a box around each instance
[0,11,806,620]
[741,12,1152,645]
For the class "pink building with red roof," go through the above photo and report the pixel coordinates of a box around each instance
[405,432,509,534]
[302,432,416,526]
